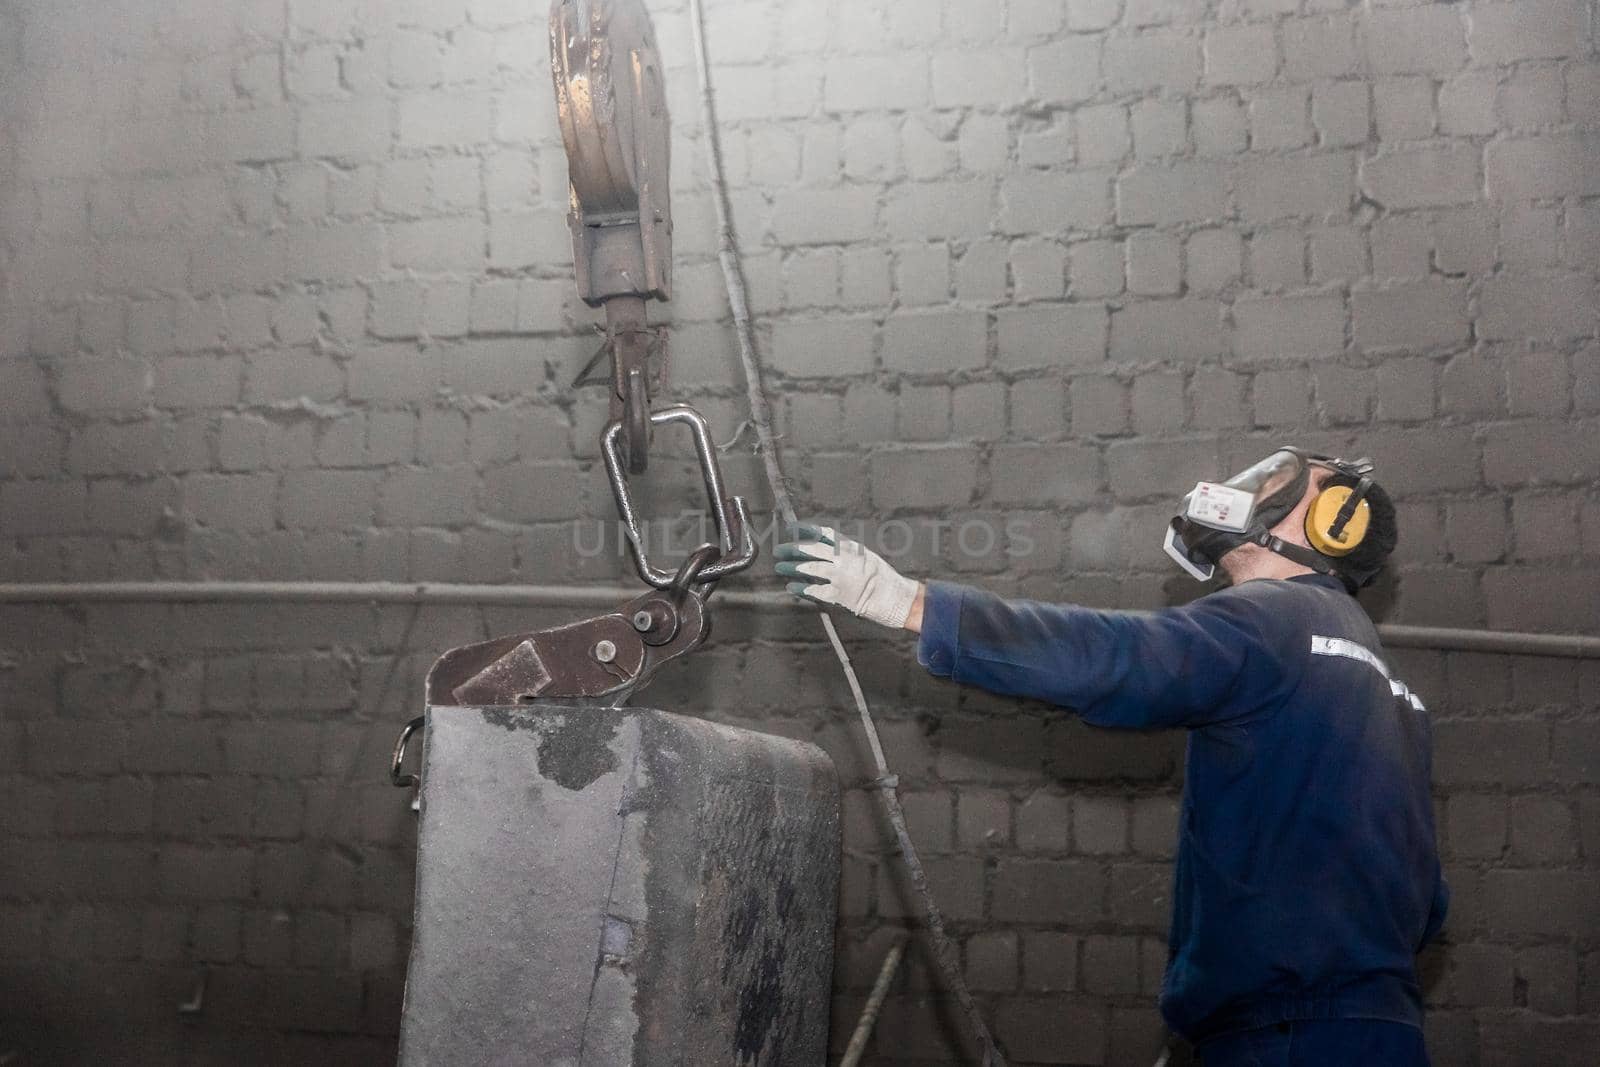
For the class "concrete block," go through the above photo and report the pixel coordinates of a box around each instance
[957,790,1011,849]
[398,92,492,147]
[1250,86,1312,151]
[1437,71,1497,136]
[1373,76,1436,142]
[1483,419,1600,487]
[990,444,1101,506]
[1480,272,1597,342]
[378,467,476,526]
[1110,299,1225,363]
[184,473,278,531]
[1016,790,1071,852]
[1028,36,1101,105]
[869,447,979,509]
[895,385,949,442]
[1468,0,1590,65]
[1509,795,1578,863]
[1082,934,1141,996]
[1069,239,1126,298]
[1130,795,1179,858]
[776,187,881,245]
[1373,359,1435,422]
[965,930,1018,992]
[1066,0,1119,30]
[1190,366,1249,429]
[1104,32,1200,93]
[1231,294,1345,360]
[299,99,391,159]
[1073,796,1128,854]
[993,858,1105,923]
[204,107,296,165]
[1501,67,1566,130]
[1505,351,1570,417]
[893,245,950,306]
[1352,282,1469,352]
[1482,870,1600,938]
[1236,153,1353,222]
[999,171,1111,234]
[1010,241,1065,303]
[771,315,876,377]
[1248,367,1312,425]
[997,304,1109,369]
[1361,6,1466,74]
[284,222,384,282]
[480,463,582,523]
[1070,374,1129,437]
[931,48,1026,108]
[390,217,486,272]
[1247,227,1307,291]
[1486,134,1600,201]
[1312,80,1370,148]
[1131,99,1187,159]
[1361,147,1480,210]
[1107,439,1221,501]
[1116,163,1227,226]
[1021,931,1078,993]
[955,381,1010,439]
[1125,232,1181,296]
[995,999,1108,1066]
[85,480,173,537]
[1203,24,1278,85]
[279,470,379,529]
[1185,229,1242,293]
[245,349,343,403]
[1076,104,1131,164]
[1283,16,1358,80]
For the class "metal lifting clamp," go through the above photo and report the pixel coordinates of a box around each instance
[420,405,755,712]
[391,0,754,787]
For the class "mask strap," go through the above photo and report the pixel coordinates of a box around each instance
[1251,531,1340,578]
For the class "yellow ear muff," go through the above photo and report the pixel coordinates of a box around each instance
[1305,485,1370,556]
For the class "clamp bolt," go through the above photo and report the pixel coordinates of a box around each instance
[593,639,618,663]
[632,610,654,632]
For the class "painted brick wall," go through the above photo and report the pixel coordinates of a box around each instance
[1,0,1598,1063]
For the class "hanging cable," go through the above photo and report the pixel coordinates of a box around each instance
[685,3,1007,1063]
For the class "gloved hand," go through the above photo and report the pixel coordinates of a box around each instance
[774,523,920,629]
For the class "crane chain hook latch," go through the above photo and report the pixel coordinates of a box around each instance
[553,0,672,475]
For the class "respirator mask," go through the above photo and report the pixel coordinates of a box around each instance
[1163,447,1378,587]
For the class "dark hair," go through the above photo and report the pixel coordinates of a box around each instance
[1332,479,1397,593]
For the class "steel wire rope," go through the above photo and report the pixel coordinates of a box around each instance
[685,2,1008,1062]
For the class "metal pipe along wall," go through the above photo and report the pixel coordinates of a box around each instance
[0,582,1596,660]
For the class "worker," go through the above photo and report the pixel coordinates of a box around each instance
[775,447,1447,1067]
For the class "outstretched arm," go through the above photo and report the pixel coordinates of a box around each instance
[915,581,1292,730]
[775,525,1293,729]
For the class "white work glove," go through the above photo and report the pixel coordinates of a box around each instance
[774,523,920,629]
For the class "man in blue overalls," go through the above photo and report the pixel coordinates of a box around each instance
[777,448,1447,1066]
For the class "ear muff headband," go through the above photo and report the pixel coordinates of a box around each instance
[1305,482,1371,556]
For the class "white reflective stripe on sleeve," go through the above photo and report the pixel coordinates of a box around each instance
[1310,635,1426,712]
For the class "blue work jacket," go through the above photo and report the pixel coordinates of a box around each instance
[917,574,1448,1041]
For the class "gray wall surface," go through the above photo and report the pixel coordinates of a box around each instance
[1,0,1597,1063]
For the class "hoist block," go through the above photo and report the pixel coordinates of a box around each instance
[551,0,672,304]
[397,704,840,1066]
